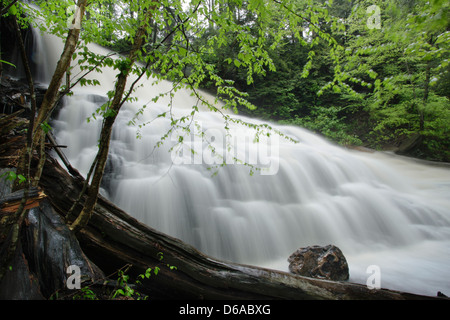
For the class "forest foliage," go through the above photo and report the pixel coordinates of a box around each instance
[215,1,450,161]
[199,0,449,161]
[186,0,449,161]
[2,0,449,161]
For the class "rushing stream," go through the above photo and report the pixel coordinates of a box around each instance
[21,27,450,297]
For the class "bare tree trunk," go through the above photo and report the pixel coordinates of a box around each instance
[0,2,3,80]
[32,0,87,146]
[421,61,431,132]
[0,1,87,283]
[0,12,40,284]
[10,13,40,188]
[9,0,86,204]
[69,7,155,233]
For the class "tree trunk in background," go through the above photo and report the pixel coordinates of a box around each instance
[421,61,431,132]
[0,2,3,80]
[69,7,155,233]
[32,0,87,145]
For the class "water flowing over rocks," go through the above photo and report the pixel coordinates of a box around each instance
[0,109,447,299]
[288,245,349,281]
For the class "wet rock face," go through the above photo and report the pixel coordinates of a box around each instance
[288,245,349,281]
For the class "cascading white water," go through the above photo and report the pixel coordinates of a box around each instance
[6,27,50,84]
[35,29,450,297]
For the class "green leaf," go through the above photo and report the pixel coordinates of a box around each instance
[9,4,18,16]
[17,175,27,184]
[1,171,16,182]
[114,289,124,298]
[40,122,52,134]
[0,60,16,68]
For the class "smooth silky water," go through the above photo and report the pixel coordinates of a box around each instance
[28,27,450,297]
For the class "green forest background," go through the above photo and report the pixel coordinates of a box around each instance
[176,0,448,162]
[5,0,450,161]
[190,0,450,161]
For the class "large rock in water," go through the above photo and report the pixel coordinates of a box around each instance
[288,245,349,281]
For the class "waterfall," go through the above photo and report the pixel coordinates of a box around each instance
[33,29,450,297]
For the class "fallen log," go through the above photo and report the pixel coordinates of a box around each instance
[0,110,25,135]
[0,187,46,213]
[37,155,441,300]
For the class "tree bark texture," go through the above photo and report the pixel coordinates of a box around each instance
[32,0,87,144]
[69,6,155,233]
